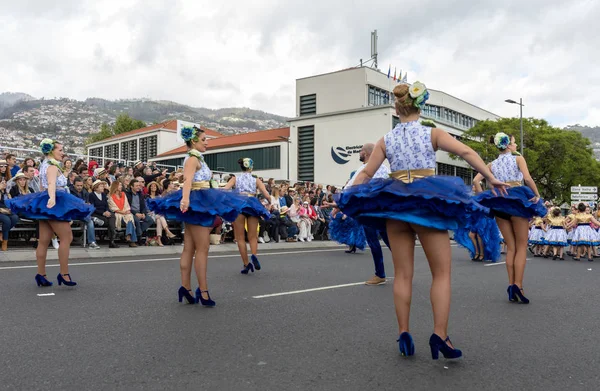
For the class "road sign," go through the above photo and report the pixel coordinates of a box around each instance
[570,193,598,201]
[571,201,597,206]
[570,186,597,193]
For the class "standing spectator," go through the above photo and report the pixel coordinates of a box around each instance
[89,180,119,248]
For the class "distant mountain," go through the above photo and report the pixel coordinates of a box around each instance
[565,124,600,159]
[0,93,288,154]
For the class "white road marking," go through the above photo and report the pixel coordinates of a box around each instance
[0,244,459,272]
[0,249,344,271]
[484,262,506,267]
[252,279,393,299]
[37,293,55,297]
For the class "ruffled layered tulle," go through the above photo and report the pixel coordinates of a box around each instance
[240,196,270,220]
[328,213,367,250]
[466,216,501,262]
[571,225,599,246]
[147,189,244,227]
[335,176,491,254]
[5,190,94,221]
[475,186,547,218]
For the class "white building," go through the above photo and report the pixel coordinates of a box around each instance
[287,67,500,186]
[86,119,222,166]
[151,127,290,180]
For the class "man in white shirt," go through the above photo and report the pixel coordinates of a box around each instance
[346,143,391,286]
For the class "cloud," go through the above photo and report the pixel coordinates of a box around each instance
[0,0,598,125]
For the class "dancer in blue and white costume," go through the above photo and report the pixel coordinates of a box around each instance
[147,126,246,306]
[224,158,270,274]
[328,143,392,285]
[6,139,93,287]
[337,82,507,360]
[543,207,568,260]
[474,133,546,304]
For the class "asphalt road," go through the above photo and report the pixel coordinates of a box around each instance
[0,246,598,391]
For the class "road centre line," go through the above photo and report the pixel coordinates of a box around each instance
[484,262,506,266]
[252,279,394,299]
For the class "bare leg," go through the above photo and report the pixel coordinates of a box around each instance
[232,215,249,266]
[47,221,73,279]
[246,217,259,256]
[412,224,452,339]
[497,217,516,285]
[511,216,530,289]
[180,223,195,289]
[468,232,479,258]
[476,234,484,259]
[189,224,212,300]
[36,221,53,276]
[386,219,416,334]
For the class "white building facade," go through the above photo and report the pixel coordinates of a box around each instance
[287,67,500,187]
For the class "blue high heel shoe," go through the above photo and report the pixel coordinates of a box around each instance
[57,273,77,287]
[397,332,415,356]
[241,262,254,274]
[35,274,53,287]
[512,284,530,304]
[507,285,517,302]
[195,288,216,307]
[429,334,462,360]
[251,254,261,270]
[178,286,196,304]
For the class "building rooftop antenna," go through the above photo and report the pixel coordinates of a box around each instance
[371,29,378,70]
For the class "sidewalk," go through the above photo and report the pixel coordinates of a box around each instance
[0,240,347,263]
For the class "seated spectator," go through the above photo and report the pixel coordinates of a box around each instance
[146,182,176,246]
[108,181,138,247]
[297,200,316,242]
[0,176,19,251]
[126,179,154,245]
[89,180,119,248]
[70,177,100,249]
[9,172,34,198]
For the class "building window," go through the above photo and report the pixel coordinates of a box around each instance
[299,94,317,116]
[298,125,314,181]
[437,162,455,176]
[104,143,119,161]
[88,147,103,165]
[121,139,137,163]
[455,166,473,185]
[422,104,477,130]
[203,146,281,173]
[368,85,391,106]
[139,135,157,162]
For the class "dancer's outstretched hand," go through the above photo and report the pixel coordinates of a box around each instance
[488,178,509,196]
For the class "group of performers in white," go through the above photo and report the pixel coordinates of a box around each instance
[8,81,557,361]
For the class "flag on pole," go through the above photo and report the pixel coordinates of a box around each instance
[402,72,407,83]
[398,70,402,83]
[387,65,391,79]
[393,67,397,81]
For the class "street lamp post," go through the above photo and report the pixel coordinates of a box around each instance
[278,136,291,181]
[505,98,524,156]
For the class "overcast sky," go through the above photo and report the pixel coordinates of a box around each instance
[1,0,598,127]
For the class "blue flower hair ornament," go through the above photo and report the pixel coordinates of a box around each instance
[40,138,55,155]
[181,126,199,142]
[494,132,511,150]
[242,158,253,169]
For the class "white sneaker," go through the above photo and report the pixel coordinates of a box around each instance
[52,238,59,249]
[298,237,305,242]
[258,237,265,244]
[307,237,312,242]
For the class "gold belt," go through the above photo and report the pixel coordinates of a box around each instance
[191,181,210,190]
[240,193,255,197]
[389,168,435,183]
[506,181,523,187]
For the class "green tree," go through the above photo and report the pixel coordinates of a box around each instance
[452,117,600,203]
[85,114,146,145]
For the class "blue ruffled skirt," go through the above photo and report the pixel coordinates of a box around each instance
[146,189,244,227]
[466,215,501,262]
[240,196,270,220]
[335,176,491,254]
[5,190,94,222]
[328,213,367,250]
[475,186,547,218]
